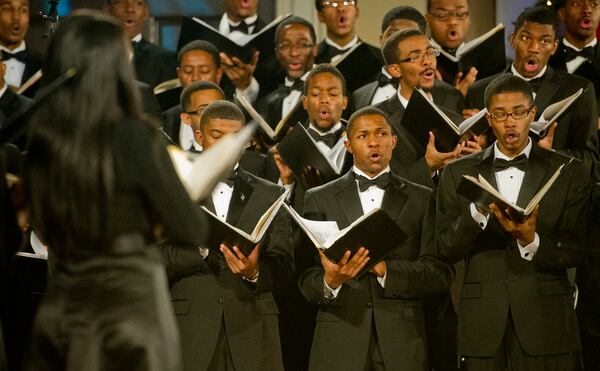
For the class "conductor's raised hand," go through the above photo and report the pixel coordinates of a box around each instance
[320,247,370,289]
[221,243,261,280]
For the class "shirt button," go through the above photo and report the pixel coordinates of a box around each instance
[524,252,530,257]
[217,298,223,304]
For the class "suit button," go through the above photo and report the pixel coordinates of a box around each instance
[221,266,227,271]
[366,302,373,308]
[217,298,223,304]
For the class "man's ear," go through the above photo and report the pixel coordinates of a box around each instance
[343,139,353,153]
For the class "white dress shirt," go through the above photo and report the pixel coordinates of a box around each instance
[1,41,26,88]
[218,13,258,43]
[469,140,540,261]
[563,38,597,73]
[281,72,308,117]
[371,67,397,105]
[325,35,359,64]
[308,122,344,154]
[323,166,390,299]
[510,64,547,100]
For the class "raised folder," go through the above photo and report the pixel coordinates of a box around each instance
[284,204,408,278]
[276,124,348,189]
[457,159,572,222]
[177,15,291,63]
[437,24,506,82]
[236,94,302,141]
[200,191,287,256]
[401,89,489,153]
[530,88,584,140]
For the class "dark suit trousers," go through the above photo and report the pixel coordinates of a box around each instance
[208,318,236,371]
[466,311,577,371]
[363,320,385,371]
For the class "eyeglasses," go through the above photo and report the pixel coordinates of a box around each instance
[321,0,356,9]
[567,0,600,8]
[185,104,209,116]
[488,105,535,122]
[397,48,440,64]
[276,42,314,53]
[429,10,470,21]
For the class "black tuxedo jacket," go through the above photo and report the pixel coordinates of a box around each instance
[465,66,599,172]
[132,38,177,88]
[162,169,292,371]
[315,40,383,93]
[161,104,181,146]
[254,83,308,132]
[0,87,32,150]
[299,171,452,371]
[549,40,600,108]
[436,145,589,357]
[373,82,465,188]
[136,81,162,122]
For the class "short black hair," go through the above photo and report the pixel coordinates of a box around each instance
[180,80,225,113]
[427,0,469,12]
[381,6,426,34]
[274,16,317,46]
[315,0,358,12]
[382,28,424,66]
[484,74,534,110]
[177,40,220,68]
[303,64,347,96]
[513,6,559,38]
[200,100,245,131]
[346,106,392,138]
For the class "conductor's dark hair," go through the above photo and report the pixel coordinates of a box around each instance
[382,6,426,34]
[303,63,347,96]
[199,100,245,131]
[177,40,221,68]
[382,28,424,66]
[346,106,393,138]
[274,16,317,46]
[180,80,225,112]
[24,10,144,253]
[427,0,469,12]
[484,74,534,109]
[315,0,358,11]
[514,6,559,38]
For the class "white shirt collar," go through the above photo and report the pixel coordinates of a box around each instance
[131,34,143,43]
[284,71,309,86]
[429,38,464,55]
[309,121,343,135]
[381,66,392,78]
[352,165,390,180]
[0,41,26,53]
[221,13,258,28]
[563,37,597,51]
[493,138,533,161]
[0,84,7,99]
[511,64,547,81]
[325,35,359,51]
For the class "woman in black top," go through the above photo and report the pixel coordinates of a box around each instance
[23,11,206,371]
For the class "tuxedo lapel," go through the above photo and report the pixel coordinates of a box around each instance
[381,174,408,222]
[226,170,255,228]
[203,195,216,214]
[334,172,364,227]
[385,94,406,135]
[515,146,553,208]
[534,67,560,115]
[476,146,498,189]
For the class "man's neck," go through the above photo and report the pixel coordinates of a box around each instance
[326,30,357,48]
[226,11,256,24]
[564,33,597,50]
[0,40,24,51]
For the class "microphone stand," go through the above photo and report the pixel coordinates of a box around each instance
[41,0,60,38]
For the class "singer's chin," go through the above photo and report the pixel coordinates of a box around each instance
[418,84,433,93]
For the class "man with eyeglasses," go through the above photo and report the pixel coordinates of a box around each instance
[466,6,599,176]
[437,72,589,370]
[374,28,470,188]
[426,0,477,96]
[313,0,383,93]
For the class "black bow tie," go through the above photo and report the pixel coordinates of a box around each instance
[308,127,343,148]
[564,45,595,62]
[355,172,390,192]
[229,20,256,35]
[1,49,27,63]
[222,169,238,187]
[377,72,399,88]
[527,77,542,93]
[325,44,346,61]
[279,79,304,95]
[493,154,528,172]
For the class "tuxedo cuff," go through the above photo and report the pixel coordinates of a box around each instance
[323,278,341,300]
[236,77,259,103]
[517,233,539,261]
[198,246,209,259]
[470,203,490,229]
[377,272,387,288]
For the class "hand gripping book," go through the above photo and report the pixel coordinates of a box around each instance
[284,204,408,278]
[437,24,506,82]
[201,191,288,256]
[457,159,572,222]
[401,88,489,153]
[177,15,291,63]
[236,94,302,141]
[276,124,348,189]
[529,88,584,140]
[168,122,257,202]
